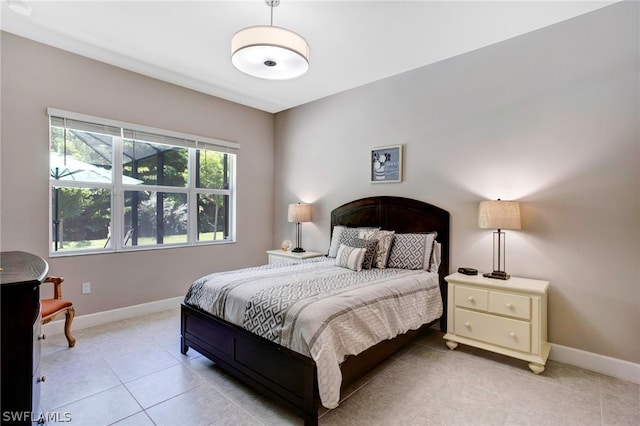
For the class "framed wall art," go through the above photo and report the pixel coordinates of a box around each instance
[370,144,403,183]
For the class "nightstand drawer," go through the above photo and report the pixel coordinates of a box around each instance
[268,254,294,265]
[489,291,531,320]
[454,308,531,353]
[455,286,488,311]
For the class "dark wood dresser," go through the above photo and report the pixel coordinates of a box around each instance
[1,251,49,425]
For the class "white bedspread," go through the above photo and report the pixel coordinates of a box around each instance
[184,257,442,408]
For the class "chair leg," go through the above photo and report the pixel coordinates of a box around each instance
[64,307,76,348]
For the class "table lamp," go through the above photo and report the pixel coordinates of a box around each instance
[288,203,312,253]
[478,199,521,280]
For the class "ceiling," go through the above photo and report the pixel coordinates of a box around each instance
[1,1,616,113]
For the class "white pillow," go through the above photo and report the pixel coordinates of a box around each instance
[335,244,366,272]
[327,226,347,258]
[430,241,442,272]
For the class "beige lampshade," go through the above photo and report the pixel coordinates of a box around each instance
[478,200,521,230]
[288,203,312,223]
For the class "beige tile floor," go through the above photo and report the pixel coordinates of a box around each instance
[40,308,639,425]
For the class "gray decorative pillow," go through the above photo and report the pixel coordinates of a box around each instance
[328,226,379,258]
[387,232,437,270]
[352,238,378,270]
[339,228,361,248]
[335,244,366,272]
[364,230,395,269]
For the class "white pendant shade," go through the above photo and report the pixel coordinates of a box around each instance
[231,25,309,80]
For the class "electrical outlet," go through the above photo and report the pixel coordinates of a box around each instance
[82,282,91,294]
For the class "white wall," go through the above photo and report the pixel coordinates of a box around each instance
[0,33,275,315]
[274,3,639,363]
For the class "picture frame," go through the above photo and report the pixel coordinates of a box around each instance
[370,144,403,183]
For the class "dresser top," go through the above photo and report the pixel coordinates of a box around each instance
[0,251,49,286]
[445,272,549,294]
[267,249,324,259]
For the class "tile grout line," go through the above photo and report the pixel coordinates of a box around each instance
[180,357,269,425]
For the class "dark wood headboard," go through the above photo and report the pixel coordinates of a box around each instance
[330,196,450,330]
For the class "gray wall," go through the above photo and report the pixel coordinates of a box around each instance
[274,2,639,363]
[1,32,275,315]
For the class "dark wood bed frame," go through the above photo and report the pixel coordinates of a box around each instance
[181,196,450,425]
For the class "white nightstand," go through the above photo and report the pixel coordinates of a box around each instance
[443,272,550,374]
[266,249,324,265]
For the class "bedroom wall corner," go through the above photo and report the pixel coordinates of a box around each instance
[273,2,640,365]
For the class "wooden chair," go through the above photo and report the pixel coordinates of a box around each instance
[41,276,76,347]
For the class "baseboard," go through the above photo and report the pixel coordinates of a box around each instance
[42,296,183,336]
[549,343,640,384]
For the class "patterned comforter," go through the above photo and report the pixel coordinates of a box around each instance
[184,257,443,408]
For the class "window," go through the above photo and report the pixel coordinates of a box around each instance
[48,109,238,255]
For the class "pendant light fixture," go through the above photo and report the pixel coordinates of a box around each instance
[231,0,309,80]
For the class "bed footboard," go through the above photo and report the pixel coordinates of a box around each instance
[181,303,320,425]
[181,302,439,425]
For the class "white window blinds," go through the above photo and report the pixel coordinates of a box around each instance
[48,108,239,152]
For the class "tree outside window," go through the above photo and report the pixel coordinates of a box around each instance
[49,112,236,255]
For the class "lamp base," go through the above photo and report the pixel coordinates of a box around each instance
[291,247,305,253]
[483,270,510,280]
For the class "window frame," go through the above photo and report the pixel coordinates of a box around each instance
[48,108,238,257]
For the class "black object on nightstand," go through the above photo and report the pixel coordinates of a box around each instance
[458,267,478,276]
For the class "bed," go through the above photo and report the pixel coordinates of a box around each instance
[181,196,450,425]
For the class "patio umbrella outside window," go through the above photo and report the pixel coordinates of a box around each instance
[50,152,142,250]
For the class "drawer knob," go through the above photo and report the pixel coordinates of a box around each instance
[506,302,513,309]
[38,334,46,340]
[509,332,516,338]
[37,376,46,383]
[464,321,471,328]
[467,296,474,303]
